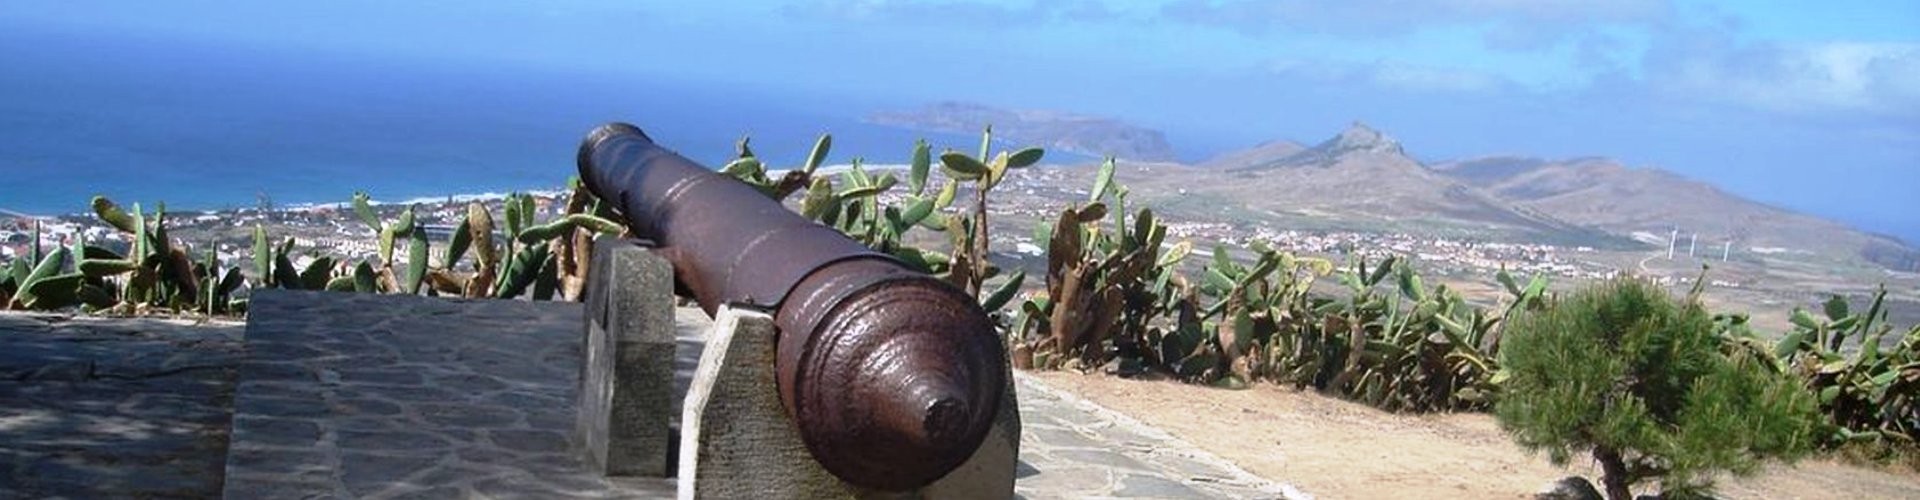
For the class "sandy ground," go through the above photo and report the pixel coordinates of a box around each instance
[1031,371,1920,500]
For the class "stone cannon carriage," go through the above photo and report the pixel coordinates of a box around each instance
[575,123,1010,493]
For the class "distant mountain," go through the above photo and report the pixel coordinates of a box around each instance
[1135,123,1614,245]
[1432,155,1920,270]
[1197,139,1303,169]
[1230,122,1407,171]
[1147,121,1920,269]
[866,101,1178,162]
[1427,156,1555,185]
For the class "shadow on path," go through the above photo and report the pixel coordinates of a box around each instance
[0,313,243,498]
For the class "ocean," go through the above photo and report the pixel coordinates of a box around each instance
[0,27,988,216]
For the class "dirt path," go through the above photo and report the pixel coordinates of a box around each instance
[1031,372,1920,499]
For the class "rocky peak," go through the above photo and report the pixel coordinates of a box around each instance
[1235,121,1412,170]
[1320,121,1404,157]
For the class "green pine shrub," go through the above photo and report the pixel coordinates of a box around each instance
[1496,278,1823,499]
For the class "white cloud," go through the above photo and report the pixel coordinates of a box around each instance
[796,0,1120,24]
[1163,0,1671,50]
[1443,0,1667,23]
[1369,62,1506,92]
[1654,40,1920,116]
[1268,59,1506,93]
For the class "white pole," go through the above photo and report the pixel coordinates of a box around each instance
[1667,228,1678,260]
[1688,233,1697,257]
[1723,240,1731,262]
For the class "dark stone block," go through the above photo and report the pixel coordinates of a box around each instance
[575,239,677,478]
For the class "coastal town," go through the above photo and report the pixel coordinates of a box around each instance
[0,193,570,277]
[1165,222,1614,280]
[6,179,1613,292]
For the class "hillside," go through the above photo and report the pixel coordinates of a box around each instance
[1132,122,1917,270]
[1133,123,1620,246]
[1433,156,1920,270]
[866,101,1178,161]
[1196,138,1303,169]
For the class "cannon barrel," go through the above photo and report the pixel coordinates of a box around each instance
[577,123,1006,491]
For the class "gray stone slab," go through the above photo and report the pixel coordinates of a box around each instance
[676,305,851,499]
[577,239,677,477]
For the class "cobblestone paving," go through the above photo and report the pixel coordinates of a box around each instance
[5,290,1300,499]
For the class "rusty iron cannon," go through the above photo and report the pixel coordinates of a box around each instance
[576,123,1007,491]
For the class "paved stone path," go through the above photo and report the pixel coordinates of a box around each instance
[4,291,1300,499]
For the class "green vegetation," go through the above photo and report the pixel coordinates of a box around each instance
[320,183,623,300]
[1497,278,1821,499]
[3,197,251,314]
[718,128,1034,312]
[1004,159,1530,412]
[1015,157,1189,375]
[1722,287,1920,459]
[2,220,85,310]
[1,180,622,314]
[933,125,1044,299]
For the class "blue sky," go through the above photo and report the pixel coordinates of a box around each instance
[4,0,1917,240]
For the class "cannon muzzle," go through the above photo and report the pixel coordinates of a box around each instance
[577,123,1006,491]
